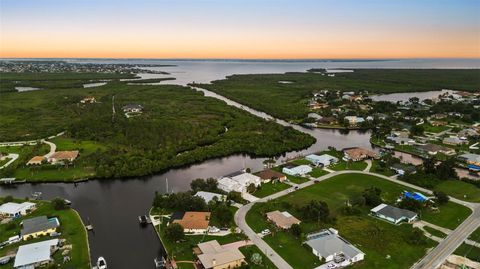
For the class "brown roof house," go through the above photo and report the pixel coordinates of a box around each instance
[27,156,45,165]
[196,240,245,269]
[47,151,79,164]
[418,144,455,156]
[257,169,287,183]
[343,147,379,161]
[173,211,211,233]
[266,210,301,229]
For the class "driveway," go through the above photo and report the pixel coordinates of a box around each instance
[0,153,19,169]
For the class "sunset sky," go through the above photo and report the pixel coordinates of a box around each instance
[1,0,479,59]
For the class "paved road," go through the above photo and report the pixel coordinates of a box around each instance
[235,170,480,269]
[0,153,19,169]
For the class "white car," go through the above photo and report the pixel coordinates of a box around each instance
[208,226,220,233]
[261,229,271,236]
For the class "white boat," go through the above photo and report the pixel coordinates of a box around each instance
[97,257,107,269]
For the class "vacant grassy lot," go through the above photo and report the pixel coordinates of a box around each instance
[252,181,291,198]
[239,245,277,269]
[330,160,367,171]
[435,180,480,203]
[454,243,480,262]
[309,167,329,178]
[423,226,447,239]
[0,198,90,269]
[195,70,480,121]
[245,173,471,268]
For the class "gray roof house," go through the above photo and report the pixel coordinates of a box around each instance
[370,203,418,224]
[305,229,364,266]
[21,216,60,239]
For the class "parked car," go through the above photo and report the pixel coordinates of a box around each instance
[261,229,271,236]
[314,180,319,183]
[208,226,220,233]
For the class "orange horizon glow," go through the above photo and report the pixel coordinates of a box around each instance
[1,0,479,59]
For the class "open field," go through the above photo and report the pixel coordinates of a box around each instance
[0,198,90,269]
[194,69,480,121]
[454,243,480,262]
[435,180,480,203]
[0,74,314,181]
[245,173,471,268]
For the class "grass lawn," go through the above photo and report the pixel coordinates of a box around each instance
[0,157,11,167]
[245,173,470,268]
[330,160,367,171]
[13,165,96,182]
[239,245,277,269]
[434,180,480,203]
[423,124,451,133]
[423,226,447,238]
[291,159,311,166]
[50,137,108,155]
[454,243,480,262]
[253,182,291,198]
[469,227,480,242]
[308,167,329,178]
[0,199,90,269]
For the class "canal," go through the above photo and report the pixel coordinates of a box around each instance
[1,59,478,268]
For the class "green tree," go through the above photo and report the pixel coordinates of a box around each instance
[362,187,382,207]
[433,191,449,205]
[212,204,234,227]
[301,200,330,223]
[410,125,424,136]
[52,197,68,210]
[165,223,184,242]
[290,223,302,238]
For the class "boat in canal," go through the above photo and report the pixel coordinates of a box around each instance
[97,256,107,269]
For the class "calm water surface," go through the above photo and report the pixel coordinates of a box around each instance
[1,59,479,268]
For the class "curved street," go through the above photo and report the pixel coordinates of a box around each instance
[234,169,480,269]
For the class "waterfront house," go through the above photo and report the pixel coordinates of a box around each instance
[390,163,416,176]
[370,203,418,224]
[308,113,322,120]
[343,147,378,161]
[386,136,415,145]
[47,151,79,164]
[390,130,410,138]
[305,154,338,167]
[458,128,479,138]
[282,165,312,176]
[0,202,36,218]
[305,228,364,266]
[195,240,245,269]
[344,116,365,125]
[266,210,301,229]
[13,239,59,268]
[194,191,226,203]
[458,153,480,166]
[256,169,287,183]
[27,156,45,165]
[217,171,261,193]
[317,117,337,125]
[21,216,60,240]
[173,211,211,233]
[418,144,455,155]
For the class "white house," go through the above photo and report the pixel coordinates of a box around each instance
[370,203,418,224]
[14,239,59,268]
[0,202,36,218]
[305,154,338,167]
[194,191,226,203]
[344,116,365,125]
[282,165,312,176]
[305,229,364,266]
[217,171,261,193]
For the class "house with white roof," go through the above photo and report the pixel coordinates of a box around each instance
[282,165,312,176]
[0,202,36,218]
[14,239,59,268]
[305,154,338,167]
[194,191,226,203]
[344,116,365,125]
[217,171,261,193]
[305,228,364,266]
[458,153,480,166]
